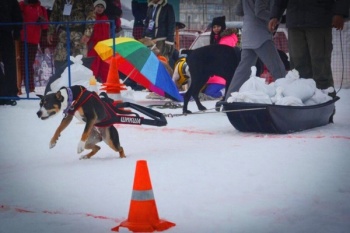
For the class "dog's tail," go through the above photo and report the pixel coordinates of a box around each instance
[99,92,115,104]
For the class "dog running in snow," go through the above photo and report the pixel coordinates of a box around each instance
[36,85,125,159]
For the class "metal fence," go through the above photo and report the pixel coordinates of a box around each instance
[332,22,350,90]
[1,20,349,100]
[1,20,119,99]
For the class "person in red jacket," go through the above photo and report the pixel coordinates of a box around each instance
[88,0,111,83]
[19,0,48,93]
[96,0,122,34]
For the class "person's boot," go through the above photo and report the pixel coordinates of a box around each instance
[215,98,224,112]
[0,99,17,106]
[329,108,336,123]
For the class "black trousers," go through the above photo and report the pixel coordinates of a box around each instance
[0,31,18,97]
[288,27,333,89]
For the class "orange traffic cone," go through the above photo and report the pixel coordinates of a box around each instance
[111,160,175,232]
[101,56,127,105]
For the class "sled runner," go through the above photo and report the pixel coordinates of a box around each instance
[222,97,339,134]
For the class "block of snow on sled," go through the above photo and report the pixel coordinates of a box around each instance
[223,67,339,134]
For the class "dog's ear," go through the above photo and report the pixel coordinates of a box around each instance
[36,94,44,99]
[55,91,64,102]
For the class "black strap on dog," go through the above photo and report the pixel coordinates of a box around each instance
[64,89,167,127]
[98,92,167,127]
[63,87,74,117]
[66,89,91,116]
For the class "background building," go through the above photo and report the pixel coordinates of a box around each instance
[180,0,241,30]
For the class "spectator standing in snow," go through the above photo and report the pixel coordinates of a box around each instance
[88,0,110,83]
[0,0,23,105]
[204,16,239,100]
[19,0,49,93]
[45,0,95,94]
[225,0,287,100]
[268,0,349,98]
[99,0,122,34]
[142,0,175,99]
[143,0,175,62]
[132,0,148,40]
[47,0,95,64]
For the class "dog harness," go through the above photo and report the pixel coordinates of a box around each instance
[64,87,167,127]
[175,57,190,86]
[63,87,74,117]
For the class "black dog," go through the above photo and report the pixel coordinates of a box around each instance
[183,44,241,113]
[36,85,125,159]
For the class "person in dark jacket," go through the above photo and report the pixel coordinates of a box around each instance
[132,0,148,40]
[0,0,23,105]
[269,0,349,97]
[143,0,175,62]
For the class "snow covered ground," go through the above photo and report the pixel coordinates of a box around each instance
[1,89,350,233]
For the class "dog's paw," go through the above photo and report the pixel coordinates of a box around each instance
[79,154,89,160]
[77,141,85,154]
[49,140,56,149]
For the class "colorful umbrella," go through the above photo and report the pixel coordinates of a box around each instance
[94,37,183,102]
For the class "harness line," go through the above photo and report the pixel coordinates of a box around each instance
[162,107,267,118]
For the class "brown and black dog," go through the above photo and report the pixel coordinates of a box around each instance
[36,85,125,159]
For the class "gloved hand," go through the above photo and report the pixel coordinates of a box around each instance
[164,41,174,57]
[332,15,344,30]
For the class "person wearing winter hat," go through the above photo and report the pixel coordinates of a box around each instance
[210,16,226,44]
[88,0,110,83]
[94,0,106,8]
[205,25,239,101]
[100,0,122,34]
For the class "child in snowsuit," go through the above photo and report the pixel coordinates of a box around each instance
[204,16,239,99]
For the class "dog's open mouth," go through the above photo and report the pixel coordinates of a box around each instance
[37,111,56,120]
[40,115,51,120]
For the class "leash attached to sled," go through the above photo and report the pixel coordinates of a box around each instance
[114,102,167,127]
